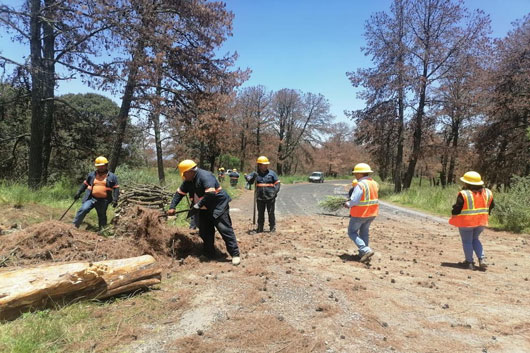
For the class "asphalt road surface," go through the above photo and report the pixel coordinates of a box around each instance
[276,180,448,224]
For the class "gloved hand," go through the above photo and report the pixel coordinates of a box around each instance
[192,203,200,210]
[343,202,350,209]
[74,192,81,200]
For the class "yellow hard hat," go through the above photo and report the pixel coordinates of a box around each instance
[219,167,225,171]
[178,160,197,177]
[352,179,358,187]
[460,171,484,185]
[353,163,373,174]
[257,156,270,164]
[94,156,109,166]
[233,168,237,172]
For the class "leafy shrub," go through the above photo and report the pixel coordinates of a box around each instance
[492,175,530,233]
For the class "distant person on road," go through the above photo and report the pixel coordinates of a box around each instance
[228,168,240,187]
[167,160,241,265]
[344,163,378,263]
[245,156,281,233]
[449,171,494,270]
[217,167,225,183]
[348,178,358,198]
[73,156,119,231]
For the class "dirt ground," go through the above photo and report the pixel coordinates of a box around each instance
[129,186,530,353]
[1,183,530,352]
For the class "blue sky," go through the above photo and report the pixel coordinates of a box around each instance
[1,1,528,125]
[221,0,530,124]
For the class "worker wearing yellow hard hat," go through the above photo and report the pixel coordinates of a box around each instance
[449,171,495,270]
[217,167,226,183]
[72,156,120,231]
[245,156,280,233]
[168,160,241,265]
[228,168,240,187]
[344,163,379,263]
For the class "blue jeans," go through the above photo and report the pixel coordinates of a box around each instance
[348,216,375,255]
[73,197,109,229]
[458,226,485,262]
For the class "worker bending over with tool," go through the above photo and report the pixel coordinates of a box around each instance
[168,160,241,265]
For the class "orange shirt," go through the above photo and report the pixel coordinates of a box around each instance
[91,173,109,198]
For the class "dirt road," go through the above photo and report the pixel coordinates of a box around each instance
[124,181,530,353]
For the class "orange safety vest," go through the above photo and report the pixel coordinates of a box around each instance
[350,178,379,218]
[449,188,493,227]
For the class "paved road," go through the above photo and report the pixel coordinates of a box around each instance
[276,180,448,224]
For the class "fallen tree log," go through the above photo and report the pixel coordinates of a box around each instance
[0,255,161,321]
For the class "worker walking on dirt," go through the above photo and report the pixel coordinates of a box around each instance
[245,156,280,233]
[73,156,119,230]
[167,160,241,265]
[228,169,240,187]
[344,163,378,263]
[449,171,494,270]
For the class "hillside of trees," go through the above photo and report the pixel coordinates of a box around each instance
[0,0,528,189]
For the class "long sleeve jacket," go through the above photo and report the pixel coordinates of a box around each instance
[245,169,280,201]
[76,171,119,202]
[170,168,231,219]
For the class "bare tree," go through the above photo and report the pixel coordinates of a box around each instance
[402,0,489,188]
[348,0,411,191]
[271,89,332,175]
[474,15,530,186]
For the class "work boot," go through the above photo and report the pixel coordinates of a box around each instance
[360,250,374,263]
[478,258,488,270]
[256,225,264,233]
[232,256,241,266]
[460,260,475,270]
[270,227,276,233]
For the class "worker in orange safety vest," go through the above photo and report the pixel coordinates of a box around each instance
[449,171,494,270]
[344,163,379,263]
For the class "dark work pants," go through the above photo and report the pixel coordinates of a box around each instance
[257,199,276,230]
[198,209,240,258]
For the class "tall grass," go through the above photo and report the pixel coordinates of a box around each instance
[380,177,530,233]
[385,182,460,216]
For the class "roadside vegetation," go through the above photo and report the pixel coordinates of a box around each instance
[378,176,530,234]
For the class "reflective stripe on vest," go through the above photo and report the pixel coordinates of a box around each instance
[350,179,379,218]
[256,180,280,188]
[194,187,223,209]
[449,188,492,227]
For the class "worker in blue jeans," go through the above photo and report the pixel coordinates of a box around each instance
[449,171,494,270]
[344,163,379,263]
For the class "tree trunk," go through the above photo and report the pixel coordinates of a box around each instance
[393,1,406,193]
[28,0,44,189]
[403,77,427,189]
[447,122,460,185]
[151,77,165,185]
[109,51,142,173]
[41,0,56,184]
[0,255,161,321]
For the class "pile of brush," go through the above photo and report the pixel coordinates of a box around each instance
[318,196,348,212]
